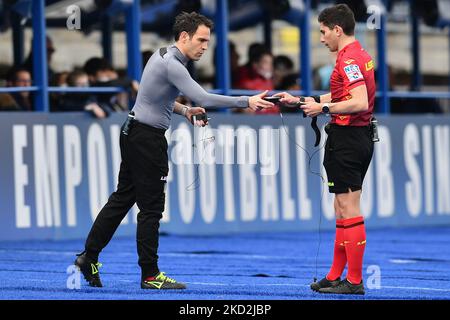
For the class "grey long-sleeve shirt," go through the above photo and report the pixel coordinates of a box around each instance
[132,45,249,129]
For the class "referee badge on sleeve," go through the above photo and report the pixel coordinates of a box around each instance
[344,64,363,82]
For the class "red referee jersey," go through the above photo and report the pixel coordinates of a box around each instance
[330,40,375,126]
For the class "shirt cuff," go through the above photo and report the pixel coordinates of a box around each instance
[347,79,365,90]
[237,96,250,108]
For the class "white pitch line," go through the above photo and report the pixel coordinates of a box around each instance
[389,259,417,264]
[0,250,295,260]
[0,249,74,256]
[186,282,450,292]
[22,279,53,282]
[382,285,450,292]
[4,278,449,293]
[183,282,287,287]
[162,253,286,260]
[186,282,311,287]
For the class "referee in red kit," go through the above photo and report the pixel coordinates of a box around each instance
[276,4,375,295]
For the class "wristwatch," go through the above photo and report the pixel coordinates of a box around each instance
[181,106,190,116]
[322,103,330,114]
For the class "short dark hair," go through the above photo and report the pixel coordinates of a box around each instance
[318,4,356,36]
[83,57,113,76]
[67,70,88,87]
[6,66,30,82]
[250,48,272,64]
[173,11,214,41]
[274,55,294,70]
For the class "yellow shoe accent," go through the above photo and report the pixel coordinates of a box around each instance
[144,280,163,289]
[90,262,102,275]
[156,272,177,283]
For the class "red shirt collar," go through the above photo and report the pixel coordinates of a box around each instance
[337,40,362,59]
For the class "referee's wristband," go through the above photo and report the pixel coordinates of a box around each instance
[312,95,321,103]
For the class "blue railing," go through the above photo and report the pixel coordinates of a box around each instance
[1,0,140,112]
[1,0,448,113]
[0,87,39,93]
[47,87,125,93]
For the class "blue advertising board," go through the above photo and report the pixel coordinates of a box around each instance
[0,112,449,240]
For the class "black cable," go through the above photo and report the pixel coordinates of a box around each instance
[279,111,327,283]
[187,112,327,282]
[186,124,215,191]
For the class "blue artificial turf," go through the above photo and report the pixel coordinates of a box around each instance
[1,226,449,300]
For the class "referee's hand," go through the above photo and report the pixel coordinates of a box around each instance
[186,107,208,127]
[301,102,322,117]
[248,90,274,111]
[274,92,315,105]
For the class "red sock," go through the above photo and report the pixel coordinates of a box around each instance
[343,216,366,284]
[326,218,347,281]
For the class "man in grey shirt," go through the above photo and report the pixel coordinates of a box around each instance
[75,11,273,290]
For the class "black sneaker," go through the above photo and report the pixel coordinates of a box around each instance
[310,277,341,292]
[318,279,365,295]
[141,272,186,290]
[74,252,103,287]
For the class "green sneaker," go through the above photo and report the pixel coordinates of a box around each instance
[74,252,103,287]
[141,272,186,290]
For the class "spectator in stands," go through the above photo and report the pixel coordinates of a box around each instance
[273,55,294,89]
[385,65,442,114]
[22,35,56,81]
[49,71,70,109]
[0,93,20,111]
[239,43,266,67]
[83,57,139,111]
[236,46,274,91]
[235,43,267,86]
[52,71,69,87]
[83,57,113,84]
[236,45,277,114]
[5,67,33,111]
[57,70,107,119]
[0,67,18,111]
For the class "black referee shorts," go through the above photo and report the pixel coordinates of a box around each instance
[323,124,374,194]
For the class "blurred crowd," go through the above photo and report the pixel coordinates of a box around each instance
[0,36,138,118]
[0,36,444,116]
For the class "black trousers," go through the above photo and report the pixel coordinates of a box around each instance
[323,124,374,194]
[84,121,168,279]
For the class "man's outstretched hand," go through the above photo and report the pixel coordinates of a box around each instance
[274,92,316,105]
[248,90,275,111]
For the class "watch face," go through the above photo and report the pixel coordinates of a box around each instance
[322,105,330,113]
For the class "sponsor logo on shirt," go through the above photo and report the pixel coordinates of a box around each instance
[344,64,363,82]
[365,60,374,71]
[335,114,350,126]
[344,59,355,65]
